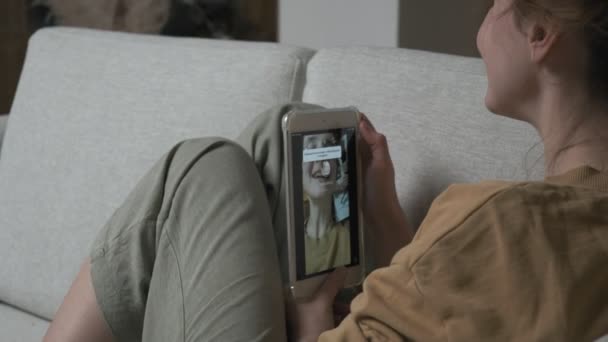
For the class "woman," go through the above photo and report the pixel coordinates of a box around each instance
[45,0,608,341]
[302,132,351,275]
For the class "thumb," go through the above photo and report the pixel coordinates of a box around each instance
[359,114,377,143]
[316,267,348,304]
[359,119,391,164]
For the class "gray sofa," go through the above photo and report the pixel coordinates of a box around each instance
[0,27,544,341]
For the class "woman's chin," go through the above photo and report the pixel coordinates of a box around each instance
[485,94,529,123]
[308,187,334,200]
[484,94,510,118]
[484,92,500,114]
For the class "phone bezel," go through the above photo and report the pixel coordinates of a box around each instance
[282,107,365,299]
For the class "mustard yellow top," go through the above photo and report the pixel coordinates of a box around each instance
[305,222,351,275]
[320,165,608,341]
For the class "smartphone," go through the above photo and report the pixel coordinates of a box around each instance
[282,107,365,299]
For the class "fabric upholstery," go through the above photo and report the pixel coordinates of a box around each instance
[0,27,314,319]
[303,47,544,228]
[0,304,49,342]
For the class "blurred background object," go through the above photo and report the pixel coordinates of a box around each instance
[27,0,277,40]
[0,0,277,114]
[399,0,488,57]
[0,0,28,114]
[43,0,171,34]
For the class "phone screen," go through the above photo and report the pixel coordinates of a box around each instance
[290,127,360,280]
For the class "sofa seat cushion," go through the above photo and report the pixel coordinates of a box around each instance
[0,303,49,342]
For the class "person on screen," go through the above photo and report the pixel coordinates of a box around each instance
[302,132,351,275]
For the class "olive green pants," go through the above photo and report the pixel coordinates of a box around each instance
[90,103,323,341]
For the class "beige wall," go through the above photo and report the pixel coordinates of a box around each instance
[279,0,399,49]
[399,0,488,57]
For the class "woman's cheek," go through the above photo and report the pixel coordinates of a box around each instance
[477,17,503,113]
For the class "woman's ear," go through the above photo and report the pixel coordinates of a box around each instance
[527,22,560,63]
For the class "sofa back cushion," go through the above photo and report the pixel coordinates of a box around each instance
[0,27,313,319]
[0,115,7,155]
[303,47,544,229]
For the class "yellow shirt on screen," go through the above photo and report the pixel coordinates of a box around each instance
[320,165,608,341]
[305,222,351,275]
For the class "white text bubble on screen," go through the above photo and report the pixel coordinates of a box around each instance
[303,146,342,163]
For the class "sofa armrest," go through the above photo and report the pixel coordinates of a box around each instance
[0,114,8,157]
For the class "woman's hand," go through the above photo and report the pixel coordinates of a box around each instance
[286,268,347,342]
[358,114,399,223]
[359,114,413,266]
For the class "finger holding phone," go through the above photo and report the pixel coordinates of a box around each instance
[359,113,413,267]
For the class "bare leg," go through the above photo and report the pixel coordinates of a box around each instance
[43,259,114,342]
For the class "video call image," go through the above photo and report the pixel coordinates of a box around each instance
[301,128,357,276]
